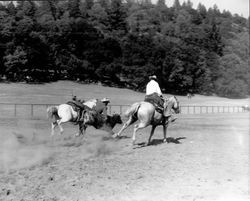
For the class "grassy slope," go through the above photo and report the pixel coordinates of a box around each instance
[0,81,249,106]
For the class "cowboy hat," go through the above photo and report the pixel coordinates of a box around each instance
[149,75,157,80]
[101,98,110,103]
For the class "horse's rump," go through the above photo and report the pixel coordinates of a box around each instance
[125,102,141,118]
[47,106,59,122]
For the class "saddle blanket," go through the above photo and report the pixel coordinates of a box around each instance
[144,93,164,113]
[67,101,91,111]
[67,101,85,112]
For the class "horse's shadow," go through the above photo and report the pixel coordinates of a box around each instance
[103,135,130,141]
[135,137,186,148]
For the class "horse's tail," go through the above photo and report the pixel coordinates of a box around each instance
[125,102,141,118]
[47,106,59,122]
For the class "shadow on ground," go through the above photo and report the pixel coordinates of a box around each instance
[135,137,186,148]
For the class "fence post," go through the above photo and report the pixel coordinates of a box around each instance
[14,104,17,116]
[31,104,33,117]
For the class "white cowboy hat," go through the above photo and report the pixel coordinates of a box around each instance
[101,98,110,103]
[149,75,157,80]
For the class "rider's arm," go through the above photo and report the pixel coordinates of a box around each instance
[156,83,162,96]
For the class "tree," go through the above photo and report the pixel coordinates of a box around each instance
[107,0,128,38]
[6,1,16,16]
[203,18,224,56]
[156,0,166,8]
[197,3,207,19]
[174,9,192,38]
[69,0,81,18]
[88,2,109,35]
[4,46,28,80]
[215,53,248,97]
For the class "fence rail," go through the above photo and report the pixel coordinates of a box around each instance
[0,103,248,120]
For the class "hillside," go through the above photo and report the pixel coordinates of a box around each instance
[0,81,249,106]
[0,0,249,98]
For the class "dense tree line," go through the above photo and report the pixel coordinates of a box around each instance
[0,0,249,98]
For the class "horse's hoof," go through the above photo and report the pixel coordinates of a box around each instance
[163,138,167,143]
[112,134,118,138]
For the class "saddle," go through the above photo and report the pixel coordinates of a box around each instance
[144,93,164,114]
[67,101,85,111]
[66,101,88,123]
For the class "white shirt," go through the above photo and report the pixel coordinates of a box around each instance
[146,80,162,96]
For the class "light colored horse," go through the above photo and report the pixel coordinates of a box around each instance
[113,96,180,145]
[47,104,86,136]
[46,98,109,136]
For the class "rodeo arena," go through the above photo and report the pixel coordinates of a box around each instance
[0,1,250,201]
[0,80,249,201]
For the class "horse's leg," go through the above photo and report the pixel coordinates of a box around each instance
[57,120,64,134]
[163,122,169,143]
[114,116,135,138]
[51,122,57,136]
[132,122,147,145]
[76,123,87,137]
[51,120,59,136]
[147,125,156,145]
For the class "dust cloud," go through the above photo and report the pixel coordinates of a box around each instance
[79,133,121,159]
[0,131,53,173]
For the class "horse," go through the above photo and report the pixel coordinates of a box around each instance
[46,98,113,136]
[113,96,180,146]
[47,104,86,136]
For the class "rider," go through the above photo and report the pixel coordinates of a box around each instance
[93,98,110,121]
[145,75,176,122]
[82,97,110,126]
[70,95,85,123]
[146,75,162,96]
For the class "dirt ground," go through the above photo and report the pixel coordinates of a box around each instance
[0,113,249,201]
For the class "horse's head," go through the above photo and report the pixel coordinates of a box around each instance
[164,96,180,114]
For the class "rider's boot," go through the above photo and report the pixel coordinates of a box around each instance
[74,110,81,124]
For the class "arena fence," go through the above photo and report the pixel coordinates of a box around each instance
[0,103,248,120]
